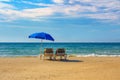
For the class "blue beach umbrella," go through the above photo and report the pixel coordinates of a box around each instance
[29,32,54,54]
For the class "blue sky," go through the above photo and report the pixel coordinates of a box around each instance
[0,0,120,42]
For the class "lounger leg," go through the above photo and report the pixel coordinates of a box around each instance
[60,56,62,60]
[54,55,56,60]
[50,56,52,60]
[64,55,67,60]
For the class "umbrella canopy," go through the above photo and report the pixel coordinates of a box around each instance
[28,32,54,55]
[29,32,54,41]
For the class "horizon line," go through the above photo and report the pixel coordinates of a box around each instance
[0,42,120,43]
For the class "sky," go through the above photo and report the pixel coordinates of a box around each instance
[0,0,120,42]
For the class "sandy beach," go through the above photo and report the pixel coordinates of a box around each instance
[0,57,120,80]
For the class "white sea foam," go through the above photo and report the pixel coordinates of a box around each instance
[70,53,120,57]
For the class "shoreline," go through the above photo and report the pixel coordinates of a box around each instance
[0,54,120,58]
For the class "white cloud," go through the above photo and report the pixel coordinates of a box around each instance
[0,8,55,21]
[85,13,118,20]
[64,5,97,15]
[0,2,14,9]
[21,8,55,18]
[69,0,92,3]
[52,0,64,4]
[0,0,11,2]
[0,0,120,23]
[22,1,54,7]
[0,2,16,21]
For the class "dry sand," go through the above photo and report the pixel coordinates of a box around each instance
[0,57,120,80]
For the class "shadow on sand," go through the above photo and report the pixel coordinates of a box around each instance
[45,59,83,62]
[60,59,83,62]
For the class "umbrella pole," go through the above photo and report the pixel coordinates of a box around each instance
[40,39,43,59]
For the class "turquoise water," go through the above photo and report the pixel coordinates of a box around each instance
[0,43,120,57]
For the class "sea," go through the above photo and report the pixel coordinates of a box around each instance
[0,42,120,57]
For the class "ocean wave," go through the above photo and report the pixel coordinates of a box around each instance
[0,54,120,57]
[74,53,120,57]
[0,55,38,57]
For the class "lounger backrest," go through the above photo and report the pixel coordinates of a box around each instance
[44,48,53,53]
[56,48,65,53]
